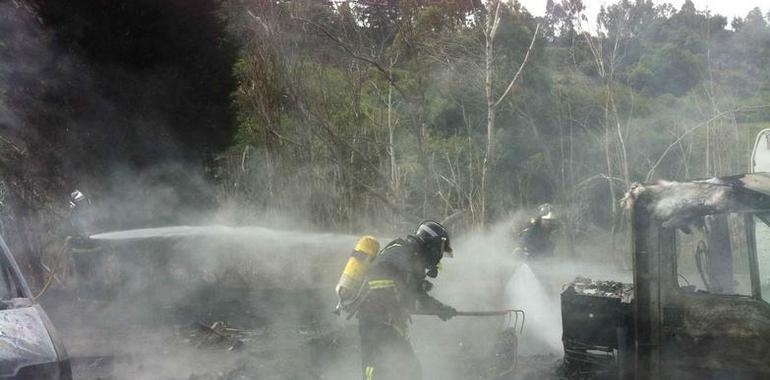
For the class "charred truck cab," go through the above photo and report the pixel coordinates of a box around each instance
[626,175,770,379]
[562,173,770,379]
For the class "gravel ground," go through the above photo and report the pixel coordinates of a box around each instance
[39,283,563,380]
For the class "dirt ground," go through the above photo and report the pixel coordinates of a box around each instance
[41,284,562,380]
[35,233,577,380]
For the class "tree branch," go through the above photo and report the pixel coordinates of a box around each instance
[645,105,770,181]
[292,16,409,99]
[494,23,540,109]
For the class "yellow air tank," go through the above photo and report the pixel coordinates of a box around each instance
[334,236,380,314]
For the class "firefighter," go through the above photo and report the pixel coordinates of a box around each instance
[515,203,558,259]
[356,220,457,380]
[65,190,106,300]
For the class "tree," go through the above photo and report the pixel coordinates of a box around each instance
[480,0,539,225]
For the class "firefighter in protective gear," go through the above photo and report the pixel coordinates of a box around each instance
[515,203,558,259]
[65,190,104,299]
[356,220,457,380]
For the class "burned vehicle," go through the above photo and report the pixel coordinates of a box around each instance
[0,237,71,379]
[562,173,770,379]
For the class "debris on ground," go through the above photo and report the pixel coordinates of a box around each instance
[568,277,633,303]
[173,321,256,351]
[188,363,249,380]
[493,327,518,374]
[512,354,564,380]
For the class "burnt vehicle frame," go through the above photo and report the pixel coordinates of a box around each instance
[562,173,770,379]
[0,236,71,379]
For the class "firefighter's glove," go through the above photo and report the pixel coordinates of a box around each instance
[427,265,439,278]
[421,280,434,293]
[437,305,457,321]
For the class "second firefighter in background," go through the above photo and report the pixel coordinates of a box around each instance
[356,220,457,380]
[514,203,558,260]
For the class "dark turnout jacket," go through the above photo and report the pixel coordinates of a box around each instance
[519,218,555,258]
[357,237,446,330]
[356,236,447,380]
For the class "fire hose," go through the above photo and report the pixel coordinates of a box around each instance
[413,309,525,333]
[34,237,72,301]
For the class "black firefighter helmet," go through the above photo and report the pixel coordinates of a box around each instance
[413,220,453,268]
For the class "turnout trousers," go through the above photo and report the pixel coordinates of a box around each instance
[358,318,421,380]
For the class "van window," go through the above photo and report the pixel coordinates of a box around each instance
[675,213,752,296]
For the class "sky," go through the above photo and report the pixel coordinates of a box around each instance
[519,0,766,26]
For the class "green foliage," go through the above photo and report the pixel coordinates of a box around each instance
[218,0,770,232]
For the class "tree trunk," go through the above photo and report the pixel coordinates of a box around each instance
[481,107,496,225]
[604,82,619,260]
[387,68,398,196]
[418,120,430,217]
[480,0,500,226]
[479,2,538,226]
